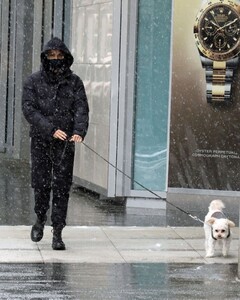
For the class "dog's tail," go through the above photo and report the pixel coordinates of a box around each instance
[208,199,225,211]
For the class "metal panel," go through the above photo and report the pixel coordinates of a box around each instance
[114,0,129,196]
[43,0,53,44]
[0,1,9,153]
[63,0,71,46]
[121,0,138,195]
[107,0,122,197]
[32,0,43,72]
[6,0,17,154]
[108,0,139,197]
[14,0,29,159]
[53,0,63,38]
[114,0,138,196]
[165,0,174,192]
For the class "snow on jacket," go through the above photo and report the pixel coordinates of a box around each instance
[22,37,89,141]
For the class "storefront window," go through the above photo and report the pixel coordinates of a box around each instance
[133,0,172,191]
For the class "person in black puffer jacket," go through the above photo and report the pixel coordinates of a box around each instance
[22,37,89,250]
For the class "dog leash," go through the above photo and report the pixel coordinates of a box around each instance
[82,142,205,224]
[49,139,69,166]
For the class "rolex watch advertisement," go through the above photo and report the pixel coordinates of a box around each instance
[194,0,240,103]
[168,0,240,191]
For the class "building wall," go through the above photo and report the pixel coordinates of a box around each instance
[0,0,34,160]
[0,0,72,161]
[71,0,113,193]
[70,0,171,200]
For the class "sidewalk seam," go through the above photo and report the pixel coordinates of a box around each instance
[101,227,128,263]
[170,227,208,263]
[36,242,45,264]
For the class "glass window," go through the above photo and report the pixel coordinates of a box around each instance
[133,0,172,191]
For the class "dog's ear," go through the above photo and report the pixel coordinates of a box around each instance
[206,217,216,225]
[227,220,235,228]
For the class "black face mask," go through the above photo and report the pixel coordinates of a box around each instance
[42,58,68,75]
[48,59,67,73]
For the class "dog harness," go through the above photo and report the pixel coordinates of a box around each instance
[210,211,231,240]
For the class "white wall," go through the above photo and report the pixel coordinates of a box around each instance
[71,0,113,192]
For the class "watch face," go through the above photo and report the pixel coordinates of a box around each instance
[194,0,240,60]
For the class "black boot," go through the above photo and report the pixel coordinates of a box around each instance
[31,216,47,242]
[52,227,65,250]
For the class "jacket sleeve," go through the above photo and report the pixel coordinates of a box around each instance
[22,76,56,138]
[72,77,89,139]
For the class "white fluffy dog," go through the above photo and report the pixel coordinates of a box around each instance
[204,200,235,258]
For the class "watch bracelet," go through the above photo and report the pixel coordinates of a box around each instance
[201,56,239,102]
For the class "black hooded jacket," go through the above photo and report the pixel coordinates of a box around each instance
[22,37,89,141]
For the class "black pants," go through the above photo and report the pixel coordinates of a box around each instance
[31,137,75,228]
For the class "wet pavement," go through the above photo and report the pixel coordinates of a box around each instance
[0,263,239,300]
[0,159,240,299]
[0,226,238,264]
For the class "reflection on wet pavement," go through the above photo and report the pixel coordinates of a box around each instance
[0,159,165,226]
[0,159,34,225]
[0,263,238,300]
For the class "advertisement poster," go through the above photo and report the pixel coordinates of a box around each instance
[168,0,240,191]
